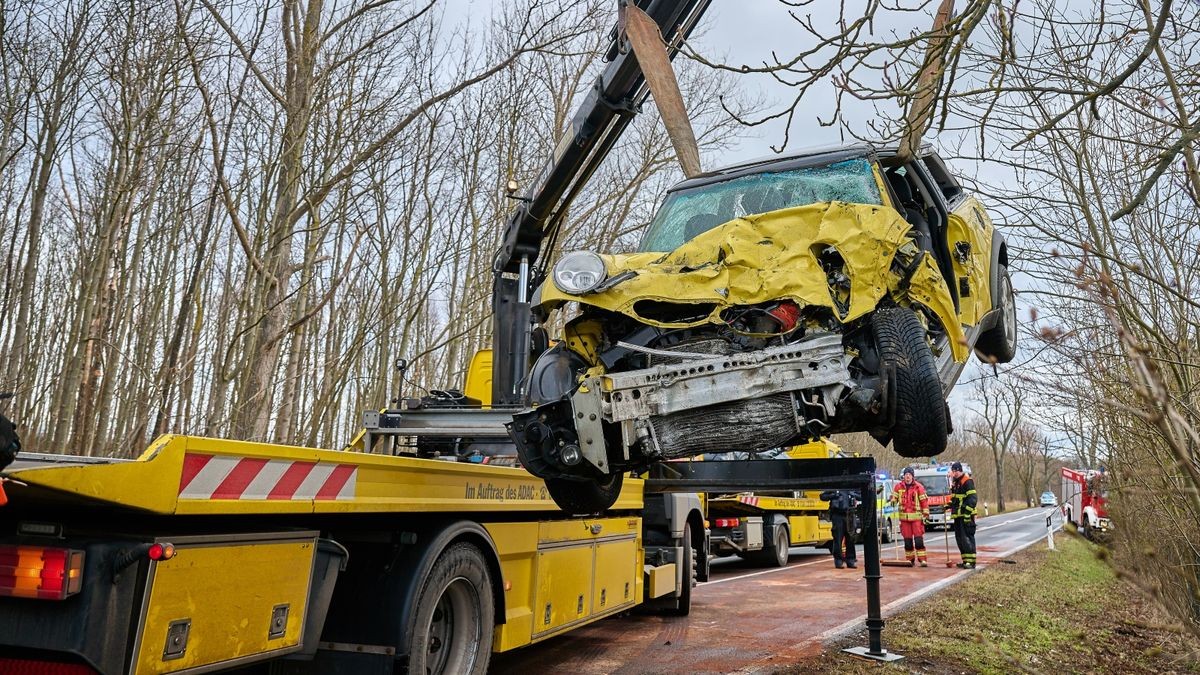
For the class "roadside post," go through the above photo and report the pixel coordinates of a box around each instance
[1046,512,1055,551]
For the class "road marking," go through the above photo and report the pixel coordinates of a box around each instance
[709,510,1060,587]
[706,554,832,585]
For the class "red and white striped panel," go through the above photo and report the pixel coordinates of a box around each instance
[739,496,760,507]
[178,453,357,501]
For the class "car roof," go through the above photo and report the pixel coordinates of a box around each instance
[667,140,935,194]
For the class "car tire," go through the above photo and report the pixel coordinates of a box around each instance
[975,264,1017,364]
[873,306,948,457]
[881,518,892,544]
[403,542,494,675]
[544,473,624,514]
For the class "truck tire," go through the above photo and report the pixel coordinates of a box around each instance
[664,526,695,616]
[750,525,789,568]
[974,264,1017,364]
[544,473,624,515]
[769,525,790,568]
[403,542,494,675]
[873,306,947,457]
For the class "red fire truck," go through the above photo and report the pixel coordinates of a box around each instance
[1061,467,1112,539]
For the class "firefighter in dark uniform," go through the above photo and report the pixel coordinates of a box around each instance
[820,489,859,569]
[949,462,978,568]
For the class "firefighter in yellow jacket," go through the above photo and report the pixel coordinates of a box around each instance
[890,467,930,566]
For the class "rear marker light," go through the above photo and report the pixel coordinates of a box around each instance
[0,545,85,600]
[148,543,176,561]
[713,518,741,528]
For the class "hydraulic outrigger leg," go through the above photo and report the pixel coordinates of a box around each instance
[643,456,903,663]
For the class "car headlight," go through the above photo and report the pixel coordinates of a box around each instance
[552,251,607,295]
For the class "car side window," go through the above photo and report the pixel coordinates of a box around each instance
[921,154,964,203]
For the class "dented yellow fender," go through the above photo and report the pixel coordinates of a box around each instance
[540,201,968,361]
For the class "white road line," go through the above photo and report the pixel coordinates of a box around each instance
[705,554,832,585]
[708,510,1060,587]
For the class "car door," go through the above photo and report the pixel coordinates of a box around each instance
[917,154,993,328]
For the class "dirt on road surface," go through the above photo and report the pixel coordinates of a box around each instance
[490,509,1055,674]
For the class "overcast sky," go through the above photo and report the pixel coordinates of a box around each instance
[687,1,923,163]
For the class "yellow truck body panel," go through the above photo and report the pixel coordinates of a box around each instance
[132,533,316,674]
[488,516,643,651]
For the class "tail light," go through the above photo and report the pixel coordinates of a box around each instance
[713,518,740,528]
[0,545,85,600]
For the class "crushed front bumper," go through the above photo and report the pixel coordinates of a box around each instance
[511,332,856,476]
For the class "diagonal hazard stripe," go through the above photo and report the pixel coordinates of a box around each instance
[210,458,268,499]
[294,464,336,499]
[241,460,291,500]
[180,455,241,499]
[268,461,317,500]
[179,453,213,492]
[315,465,356,500]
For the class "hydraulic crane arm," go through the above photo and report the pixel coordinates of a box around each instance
[491,0,712,404]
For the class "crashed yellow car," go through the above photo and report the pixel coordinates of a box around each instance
[511,143,1016,513]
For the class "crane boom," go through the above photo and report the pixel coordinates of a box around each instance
[491,0,712,404]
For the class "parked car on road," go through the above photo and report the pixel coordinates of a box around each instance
[1039,491,1057,507]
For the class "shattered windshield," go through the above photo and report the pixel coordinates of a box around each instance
[639,158,882,252]
[916,476,950,496]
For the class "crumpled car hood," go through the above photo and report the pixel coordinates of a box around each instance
[540,201,967,361]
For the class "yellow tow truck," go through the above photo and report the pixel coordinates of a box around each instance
[0,360,704,675]
[704,441,842,567]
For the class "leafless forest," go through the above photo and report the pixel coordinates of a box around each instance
[2,0,1198,645]
[0,0,746,456]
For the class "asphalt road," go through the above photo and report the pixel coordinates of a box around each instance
[491,507,1064,675]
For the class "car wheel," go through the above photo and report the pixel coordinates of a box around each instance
[873,306,947,457]
[975,264,1017,364]
[881,518,892,544]
[544,473,624,514]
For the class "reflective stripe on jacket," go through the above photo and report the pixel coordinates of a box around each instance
[951,476,978,520]
[891,481,929,521]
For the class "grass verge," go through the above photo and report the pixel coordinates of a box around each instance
[777,535,1198,674]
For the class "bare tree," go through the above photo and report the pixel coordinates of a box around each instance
[966,374,1022,512]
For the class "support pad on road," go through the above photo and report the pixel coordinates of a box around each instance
[842,646,905,662]
[643,457,902,662]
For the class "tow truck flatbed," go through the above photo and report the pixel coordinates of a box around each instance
[4,435,643,516]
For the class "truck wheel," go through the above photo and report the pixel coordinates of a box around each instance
[544,473,624,514]
[664,526,695,617]
[770,526,790,568]
[974,264,1017,364]
[751,525,789,568]
[404,542,494,675]
[873,306,947,457]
